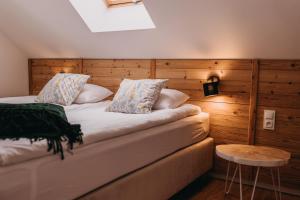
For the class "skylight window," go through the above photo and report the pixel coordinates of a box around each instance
[69,0,155,33]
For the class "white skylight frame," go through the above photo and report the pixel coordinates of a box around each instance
[106,0,142,7]
[69,0,156,33]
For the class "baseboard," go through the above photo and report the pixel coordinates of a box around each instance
[210,172,300,197]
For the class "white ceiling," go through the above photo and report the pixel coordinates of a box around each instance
[0,0,299,59]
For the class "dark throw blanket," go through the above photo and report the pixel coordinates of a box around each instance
[0,103,83,159]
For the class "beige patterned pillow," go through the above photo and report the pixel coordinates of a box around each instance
[36,73,90,106]
[106,79,167,114]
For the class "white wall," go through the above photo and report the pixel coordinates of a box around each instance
[0,31,28,97]
[0,0,299,59]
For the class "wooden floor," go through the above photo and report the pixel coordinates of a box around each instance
[170,177,300,200]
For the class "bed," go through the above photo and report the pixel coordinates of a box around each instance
[0,96,213,200]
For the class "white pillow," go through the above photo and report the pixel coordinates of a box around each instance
[153,89,190,110]
[36,73,90,106]
[74,84,113,104]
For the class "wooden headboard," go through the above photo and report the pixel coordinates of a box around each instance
[29,59,154,95]
[29,58,252,147]
[29,58,252,142]
[83,59,155,94]
[29,59,82,94]
[155,59,252,141]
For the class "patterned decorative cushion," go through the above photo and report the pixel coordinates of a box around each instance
[106,79,167,114]
[36,73,90,106]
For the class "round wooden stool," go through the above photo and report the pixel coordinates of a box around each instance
[216,144,291,200]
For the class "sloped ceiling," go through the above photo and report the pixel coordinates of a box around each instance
[0,0,299,58]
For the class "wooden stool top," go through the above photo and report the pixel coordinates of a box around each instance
[216,144,291,167]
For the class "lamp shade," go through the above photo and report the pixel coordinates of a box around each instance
[203,76,220,96]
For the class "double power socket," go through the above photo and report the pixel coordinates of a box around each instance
[263,110,276,130]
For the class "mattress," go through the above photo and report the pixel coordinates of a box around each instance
[0,96,202,166]
[0,96,209,200]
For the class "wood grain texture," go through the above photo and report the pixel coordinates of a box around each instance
[248,60,259,145]
[156,59,252,144]
[150,59,156,79]
[29,59,82,94]
[216,144,290,167]
[256,59,300,190]
[83,59,152,92]
[29,59,153,95]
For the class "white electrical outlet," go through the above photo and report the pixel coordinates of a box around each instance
[263,110,276,130]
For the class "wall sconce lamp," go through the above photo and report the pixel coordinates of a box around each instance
[203,76,220,96]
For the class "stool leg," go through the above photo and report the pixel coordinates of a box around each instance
[239,164,243,200]
[271,168,278,200]
[277,168,282,200]
[225,161,231,194]
[251,167,260,200]
[226,164,238,195]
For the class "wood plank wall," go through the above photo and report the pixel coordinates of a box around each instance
[156,60,252,143]
[28,58,300,192]
[30,59,82,94]
[83,59,153,94]
[256,60,300,190]
[155,60,253,177]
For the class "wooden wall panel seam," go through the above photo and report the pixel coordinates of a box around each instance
[150,59,156,79]
[248,59,259,145]
[80,59,84,74]
[28,59,33,95]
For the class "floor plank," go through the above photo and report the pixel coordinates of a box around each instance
[170,177,300,200]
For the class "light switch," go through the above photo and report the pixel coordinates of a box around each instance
[263,110,276,130]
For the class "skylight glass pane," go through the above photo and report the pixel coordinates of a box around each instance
[69,0,155,32]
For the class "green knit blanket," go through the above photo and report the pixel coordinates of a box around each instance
[0,103,83,159]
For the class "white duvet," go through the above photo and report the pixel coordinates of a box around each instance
[0,96,201,166]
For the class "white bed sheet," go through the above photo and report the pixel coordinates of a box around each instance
[0,96,201,166]
[0,96,210,200]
